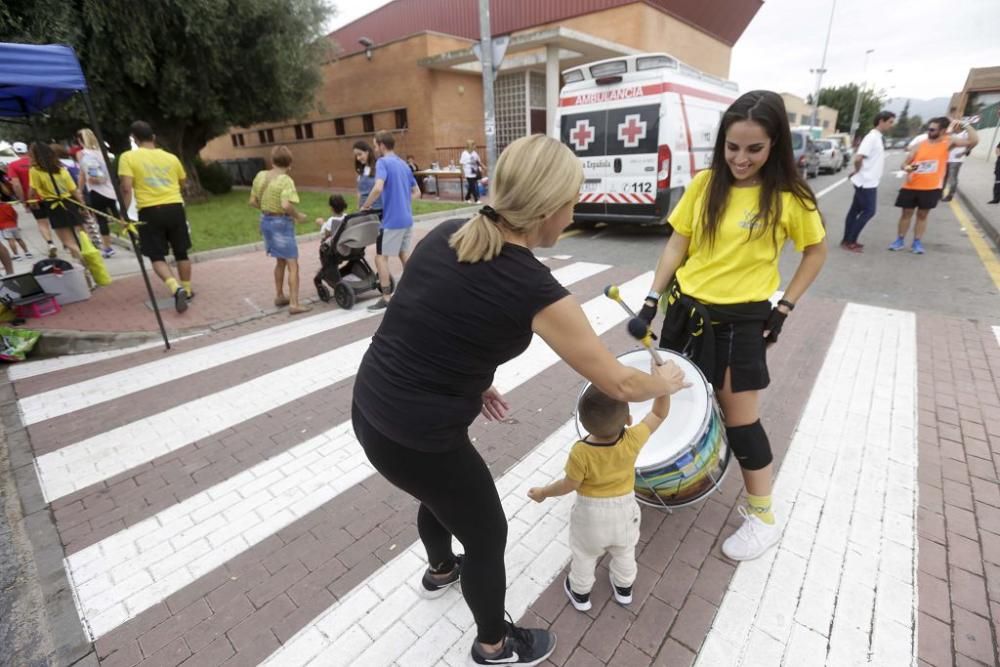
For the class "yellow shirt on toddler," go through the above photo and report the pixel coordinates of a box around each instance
[565,423,651,497]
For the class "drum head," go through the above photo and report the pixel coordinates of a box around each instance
[574,349,711,468]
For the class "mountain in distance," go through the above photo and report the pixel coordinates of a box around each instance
[884,97,950,119]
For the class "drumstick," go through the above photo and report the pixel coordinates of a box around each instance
[628,317,664,366]
[604,284,639,319]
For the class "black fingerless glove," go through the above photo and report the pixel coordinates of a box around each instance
[637,301,658,340]
[764,307,788,344]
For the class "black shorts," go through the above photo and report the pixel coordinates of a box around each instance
[137,203,191,262]
[30,201,50,220]
[47,203,84,230]
[87,191,120,236]
[895,188,942,210]
[662,318,770,393]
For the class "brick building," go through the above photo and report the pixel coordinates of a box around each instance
[780,93,839,137]
[200,0,761,189]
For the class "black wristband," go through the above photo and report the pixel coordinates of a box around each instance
[777,298,795,311]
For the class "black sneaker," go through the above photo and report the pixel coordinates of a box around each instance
[563,576,591,612]
[420,555,463,599]
[609,571,633,605]
[366,298,388,312]
[470,618,556,666]
[174,287,189,313]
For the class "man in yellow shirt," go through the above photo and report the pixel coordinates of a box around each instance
[527,363,682,611]
[118,121,192,312]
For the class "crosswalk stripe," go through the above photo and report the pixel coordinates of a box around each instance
[62,264,633,639]
[261,419,579,666]
[695,304,917,666]
[35,262,611,503]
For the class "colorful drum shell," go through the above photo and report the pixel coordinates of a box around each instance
[574,349,730,509]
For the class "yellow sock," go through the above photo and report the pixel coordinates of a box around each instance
[747,494,775,525]
[182,280,192,294]
[165,277,180,294]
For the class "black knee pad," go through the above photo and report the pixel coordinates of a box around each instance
[726,420,773,471]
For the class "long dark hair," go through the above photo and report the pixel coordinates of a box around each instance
[702,90,819,251]
[353,140,376,175]
[29,142,63,174]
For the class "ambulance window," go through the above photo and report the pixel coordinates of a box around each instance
[590,61,627,78]
[563,69,584,84]
[637,56,676,71]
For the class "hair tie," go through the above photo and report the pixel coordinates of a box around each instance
[479,205,500,223]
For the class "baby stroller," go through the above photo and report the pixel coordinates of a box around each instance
[314,210,392,309]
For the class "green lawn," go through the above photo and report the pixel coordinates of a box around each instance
[185,191,469,252]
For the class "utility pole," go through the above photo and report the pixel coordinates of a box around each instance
[477,0,497,184]
[849,49,875,140]
[810,0,838,131]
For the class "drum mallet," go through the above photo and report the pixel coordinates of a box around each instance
[628,317,665,366]
[604,284,639,319]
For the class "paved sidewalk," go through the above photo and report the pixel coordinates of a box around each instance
[956,154,1000,249]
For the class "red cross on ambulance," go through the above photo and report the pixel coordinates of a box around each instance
[617,114,647,148]
[570,119,595,152]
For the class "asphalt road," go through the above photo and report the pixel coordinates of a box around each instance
[556,153,1000,322]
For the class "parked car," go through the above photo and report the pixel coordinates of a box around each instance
[889,137,911,150]
[827,133,853,167]
[813,139,843,174]
[790,130,820,179]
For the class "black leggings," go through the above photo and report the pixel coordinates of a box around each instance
[351,403,507,644]
[87,191,120,237]
[465,177,479,201]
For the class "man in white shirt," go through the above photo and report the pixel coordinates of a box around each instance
[841,110,896,252]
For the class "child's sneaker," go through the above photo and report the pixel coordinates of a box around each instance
[911,239,926,255]
[420,555,463,598]
[470,618,556,666]
[887,237,905,251]
[563,576,591,612]
[609,571,633,605]
[10,254,21,261]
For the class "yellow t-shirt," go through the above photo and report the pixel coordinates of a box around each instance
[669,170,826,304]
[29,167,76,202]
[565,423,651,498]
[117,147,186,209]
[251,171,299,214]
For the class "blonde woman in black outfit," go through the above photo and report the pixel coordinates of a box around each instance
[352,135,687,666]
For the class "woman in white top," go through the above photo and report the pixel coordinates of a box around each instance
[459,139,482,203]
[75,128,119,257]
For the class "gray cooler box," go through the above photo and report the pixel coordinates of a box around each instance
[35,267,91,305]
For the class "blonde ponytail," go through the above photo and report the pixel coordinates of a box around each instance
[448,135,583,264]
[449,213,505,263]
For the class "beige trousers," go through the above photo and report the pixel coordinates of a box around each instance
[568,493,641,594]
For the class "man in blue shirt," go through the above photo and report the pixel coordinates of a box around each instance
[362,130,420,311]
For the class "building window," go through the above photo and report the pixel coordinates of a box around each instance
[362,113,374,133]
[266,128,275,143]
[788,112,797,124]
[394,109,408,129]
[258,130,267,144]
[237,133,244,146]
[294,124,303,140]
[823,120,830,129]
[231,135,239,147]
[334,118,345,136]
[304,123,314,139]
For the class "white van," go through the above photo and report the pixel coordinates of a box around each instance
[557,53,738,227]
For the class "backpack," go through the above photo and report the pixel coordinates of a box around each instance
[81,150,109,185]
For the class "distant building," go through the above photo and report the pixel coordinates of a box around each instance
[780,93,838,137]
[200,0,761,189]
[950,66,1000,117]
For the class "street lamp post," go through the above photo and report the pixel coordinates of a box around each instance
[810,0,838,130]
[849,48,875,139]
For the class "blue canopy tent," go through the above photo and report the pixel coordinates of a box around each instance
[0,42,170,349]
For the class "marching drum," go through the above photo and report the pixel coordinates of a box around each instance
[575,349,731,509]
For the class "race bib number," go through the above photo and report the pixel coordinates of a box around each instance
[912,160,938,175]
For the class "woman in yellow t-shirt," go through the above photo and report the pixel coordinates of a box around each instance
[27,142,86,262]
[637,90,827,561]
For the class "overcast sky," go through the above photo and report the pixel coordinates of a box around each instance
[327,0,1000,102]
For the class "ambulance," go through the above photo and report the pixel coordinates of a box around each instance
[557,53,738,227]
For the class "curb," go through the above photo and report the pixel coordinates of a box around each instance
[0,378,97,666]
[957,189,1000,250]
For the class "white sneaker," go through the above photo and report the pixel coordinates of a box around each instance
[722,506,781,561]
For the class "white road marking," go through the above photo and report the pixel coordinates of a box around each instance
[63,265,634,639]
[36,262,610,503]
[815,177,849,199]
[695,303,918,666]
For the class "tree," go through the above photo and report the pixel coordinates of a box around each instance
[816,84,886,136]
[0,0,334,195]
[893,100,911,138]
[908,114,924,137]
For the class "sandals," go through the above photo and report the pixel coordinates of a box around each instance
[274,296,290,307]
[288,305,312,316]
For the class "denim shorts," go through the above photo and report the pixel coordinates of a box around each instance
[260,213,298,259]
